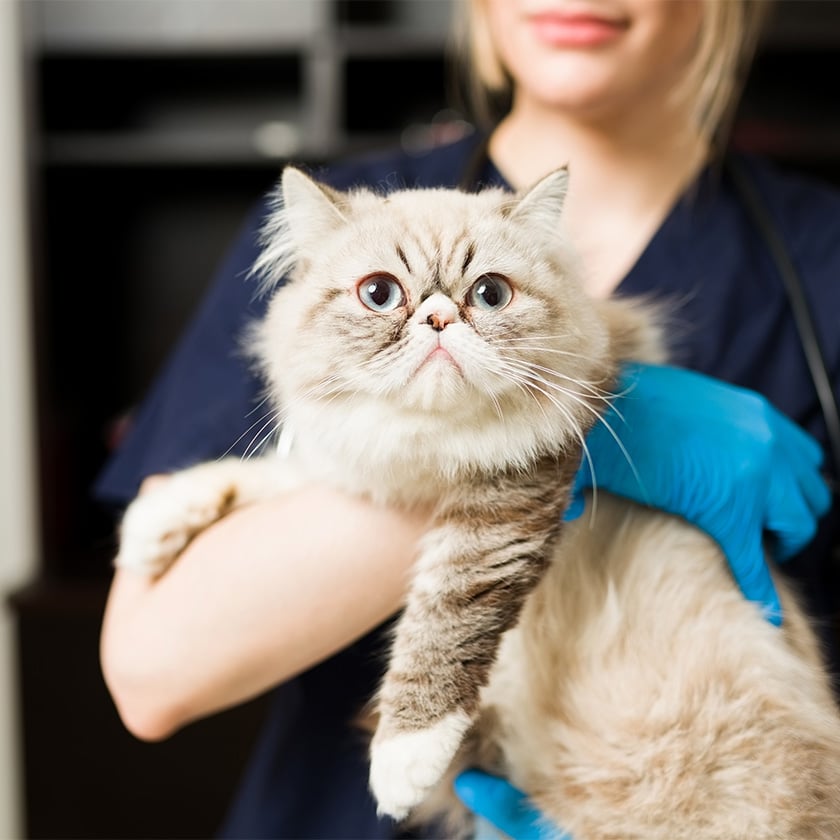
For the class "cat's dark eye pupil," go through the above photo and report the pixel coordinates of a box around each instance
[368,281,391,306]
[477,281,501,307]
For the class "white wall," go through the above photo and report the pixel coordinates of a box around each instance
[0,0,40,836]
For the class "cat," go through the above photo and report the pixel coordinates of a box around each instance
[115,166,840,838]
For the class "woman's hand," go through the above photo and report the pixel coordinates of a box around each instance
[454,770,570,839]
[570,363,831,625]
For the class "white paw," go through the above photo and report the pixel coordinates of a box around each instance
[115,475,235,576]
[369,710,472,820]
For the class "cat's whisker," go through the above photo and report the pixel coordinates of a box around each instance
[279,374,348,414]
[578,437,599,526]
[248,375,360,457]
[522,381,601,519]
[494,359,641,508]
[508,374,555,432]
[506,374,598,518]
[495,357,616,408]
[493,348,615,390]
[524,360,635,420]
[492,339,619,387]
[488,390,505,424]
[493,335,594,355]
[245,420,285,461]
[492,361,590,461]
[495,348,599,367]
[241,409,285,461]
[501,357,632,429]
[220,406,281,460]
[497,355,630,428]
[244,393,272,419]
[518,363,616,405]
[243,375,349,460]
[254,376,365,457]
[553,391,645,504]
[493,340,614,371]
[488,354,552,413]
[475,375,507,425]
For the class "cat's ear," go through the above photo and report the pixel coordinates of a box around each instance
[254,167,348,290]
[281,166,348,248]
[508,167,569,237]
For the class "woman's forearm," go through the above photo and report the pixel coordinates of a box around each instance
[100,483,428,741]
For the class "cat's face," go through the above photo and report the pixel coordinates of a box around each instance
[254,167,614,438]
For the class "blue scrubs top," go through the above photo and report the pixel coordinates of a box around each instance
[95,132,840,839]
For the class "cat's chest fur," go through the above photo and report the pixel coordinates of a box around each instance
[282,392,570,507]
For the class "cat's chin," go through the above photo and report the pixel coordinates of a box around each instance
[402,357,472,414]
[420,346,461,372]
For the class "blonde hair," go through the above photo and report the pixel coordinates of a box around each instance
[454,0,772,146]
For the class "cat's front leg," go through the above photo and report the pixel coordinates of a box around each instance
[369,456,574,820]
[116,456,295,576]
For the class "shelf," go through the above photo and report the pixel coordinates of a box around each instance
[42,92,306,166]
[38,52,310,166]
[30,0,330,54]
[42,130,298,167]
[337,26,453,58]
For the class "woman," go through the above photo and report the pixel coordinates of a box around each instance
[97,0,839,836]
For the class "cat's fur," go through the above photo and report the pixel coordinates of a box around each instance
[116,167,840,838]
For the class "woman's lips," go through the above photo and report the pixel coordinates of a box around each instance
[528,11,628,47]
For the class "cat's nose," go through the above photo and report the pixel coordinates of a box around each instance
[426,312,453,331]
[417,293,458,332]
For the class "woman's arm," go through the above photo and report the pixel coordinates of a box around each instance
[100,480,430,741]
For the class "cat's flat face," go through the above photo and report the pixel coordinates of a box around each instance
[255,170,613,436]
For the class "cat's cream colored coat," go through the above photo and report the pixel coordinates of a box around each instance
[116,168,840,838]
[428,496,840,838]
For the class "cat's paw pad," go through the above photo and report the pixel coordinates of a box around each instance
[116,479,236,576]
[369,710,472,820]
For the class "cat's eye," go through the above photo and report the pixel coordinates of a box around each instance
[357,274,406,313]
[467,274,514,311]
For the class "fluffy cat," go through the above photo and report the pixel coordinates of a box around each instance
[116,167,840,838]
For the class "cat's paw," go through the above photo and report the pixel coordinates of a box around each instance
[369,710,472,820]
[116,476,237,576]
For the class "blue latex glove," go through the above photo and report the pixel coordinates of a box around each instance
[568,362,831,625]
[454,770,571,839]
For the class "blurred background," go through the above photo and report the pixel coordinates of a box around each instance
[1,0,839,837]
